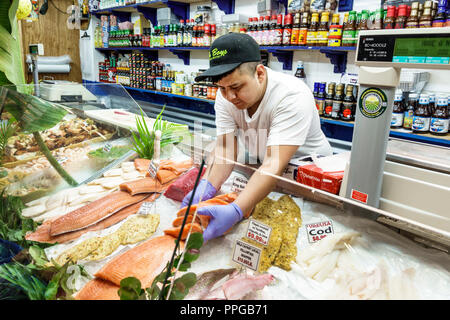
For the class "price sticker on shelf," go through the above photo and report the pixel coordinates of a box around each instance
[137,202,154,215]
[103,143,112,153]
[245,219,272,247]
[305,220,334,243]
[231,176,248,193]
[232,240,261,272]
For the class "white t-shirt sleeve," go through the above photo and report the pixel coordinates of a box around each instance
[266,93,314,147]
[214,90,237,136]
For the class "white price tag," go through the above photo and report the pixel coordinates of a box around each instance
[137,202,154,215]
[231,176,248,193]
[245,219,272,247]
[305,220,334,243]
[103,143,112,153]
[232,240,261,272]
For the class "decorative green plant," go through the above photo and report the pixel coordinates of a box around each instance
[0,0,26,87]
[0,245,91,300]
[131,105,190,160]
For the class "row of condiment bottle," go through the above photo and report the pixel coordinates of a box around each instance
[100,54,218,100]
[392,91,449,135]
[247,12,344,47]
[313,82,359,121]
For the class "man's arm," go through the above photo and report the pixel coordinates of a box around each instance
[205,132,238,191]
[234,144,299,216]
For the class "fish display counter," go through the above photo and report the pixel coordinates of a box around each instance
[0,84,449,301]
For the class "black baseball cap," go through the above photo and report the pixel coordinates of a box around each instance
[195,33,261,82]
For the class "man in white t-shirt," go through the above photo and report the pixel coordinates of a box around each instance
[182,33,332,242]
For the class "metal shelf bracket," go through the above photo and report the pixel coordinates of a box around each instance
[110,10,131,23]
[320,49,348,74]
[267,49,293,70]
[167,1,190,21]
[169,49,190,65]
[136,6,157,26]
[213,0,235,14]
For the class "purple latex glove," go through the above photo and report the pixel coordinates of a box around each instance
[197,203,243,242]
[181,179,217,208]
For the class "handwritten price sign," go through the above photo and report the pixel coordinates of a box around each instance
[137,202,154,215]
[246,219,272,247]
[232,240,261,272]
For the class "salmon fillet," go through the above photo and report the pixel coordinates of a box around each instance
[171,214,210,229]
[159,159,194,175]
[49,191,149,237]
[26,194,159,244]
[135,158,193,176]
[95,235,183,287]
[134,158,151,172]
[155,169,178,184]
[119,177,164,195]
[164,223,203,240]
[172,214,211,229]
[176,199,229,217]
[214,192,239,203]
[75,278,120,300]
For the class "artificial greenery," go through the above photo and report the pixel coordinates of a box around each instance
[88,145,131,162]
[0,245,91,300]
[131,105,189,160]
[118,232,203,300]
[0,0,26,86]
[0,191,41,249]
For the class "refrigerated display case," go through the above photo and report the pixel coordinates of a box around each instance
[0,79,449,300]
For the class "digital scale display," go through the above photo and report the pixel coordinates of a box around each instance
[357,33,450,65]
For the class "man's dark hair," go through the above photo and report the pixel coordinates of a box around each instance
[210,61,260,83]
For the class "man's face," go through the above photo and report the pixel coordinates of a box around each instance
[216,65,266,110]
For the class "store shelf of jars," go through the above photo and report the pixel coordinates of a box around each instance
[320,117,450,147]
[123,85,215,104]
[95,45,356,52]
[95,46,209,51]
[95,45,355,70]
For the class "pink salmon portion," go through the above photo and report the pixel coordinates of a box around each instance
[49,191,149,237]
[95,235,183,287]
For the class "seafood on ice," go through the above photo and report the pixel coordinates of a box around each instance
[185,268,274,300]
[296,231,421,299]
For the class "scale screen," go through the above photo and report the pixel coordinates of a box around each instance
[393,37,450,64]
[357,33,450,65]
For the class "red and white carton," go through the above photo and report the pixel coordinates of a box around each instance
[296,164,344,195]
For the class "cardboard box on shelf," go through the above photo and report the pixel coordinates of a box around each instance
[296,164,344,195]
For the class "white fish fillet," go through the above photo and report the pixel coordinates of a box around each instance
[298,231,361,264]
[21,204,47,218]
[121,162,135,172]
[87,177,111,185]
[103,168,123,177]
[77,185,106,195]
[68,191,110,206]
[25,196,50,207]
[46,192,70,211]
[311,251,341,282]
[121,171,142,181]
[100,177,124,189]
